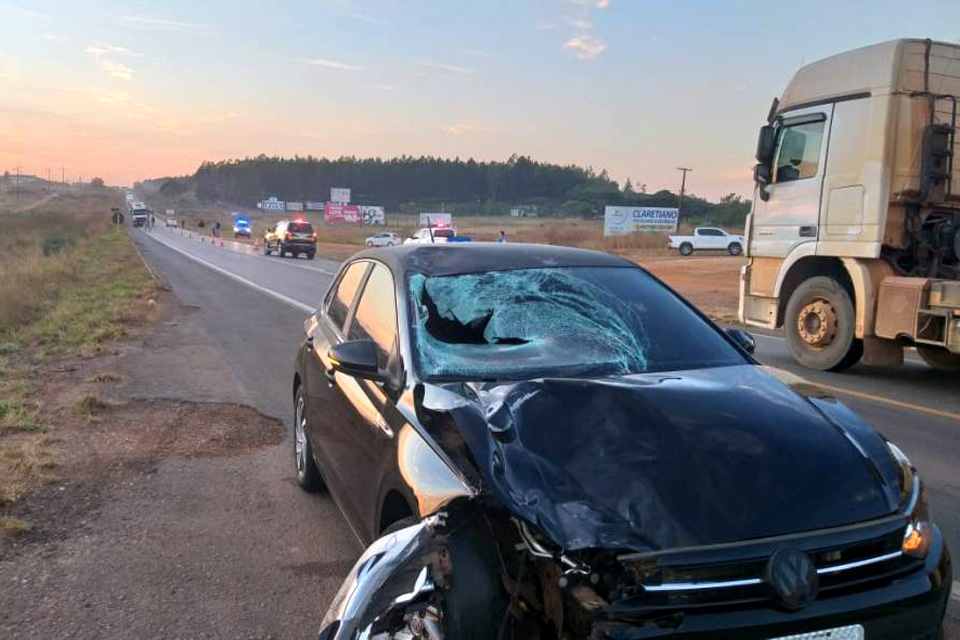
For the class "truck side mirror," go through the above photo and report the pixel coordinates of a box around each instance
[756,124,777,164]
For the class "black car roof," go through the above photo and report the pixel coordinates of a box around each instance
[351,242,636,277]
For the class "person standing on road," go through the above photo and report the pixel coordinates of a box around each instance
[498,230,507,243]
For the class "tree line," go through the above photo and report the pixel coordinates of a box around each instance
[143,154,750,225]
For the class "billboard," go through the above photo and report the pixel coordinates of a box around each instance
[324,203,361,224]
[286,201,304,212]
[360,205,385,225]
[604,206,679,236]
[260,197,284,211]
[305,201,324,211]
[420,212,452,227]
[330,187,351,204]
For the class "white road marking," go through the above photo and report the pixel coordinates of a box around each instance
[952,580,960,602]
[141,230,315,314]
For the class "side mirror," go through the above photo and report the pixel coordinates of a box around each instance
[329,339,386,381]
[726,328,756,355]
[753,163,771,185]
[755,124,777,164]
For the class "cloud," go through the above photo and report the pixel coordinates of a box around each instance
[421,61,474,75]
[120,15,212,34]
[444,121,487,136]
[331,8,387,25]
[372,84,397,91]
[567,0,610,7]
[101,60,133,81]
[563,16,593,30]
[86,43,140,57]
[41,33,65,42]
[563,35,607,59]
[308,58,365,72]
[465,49,500,59]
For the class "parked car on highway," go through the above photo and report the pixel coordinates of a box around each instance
[403,226,457,244]
[262,219,316,259]
[365,231,400,247]
[668,226,744,256]
[233,217,252,238]
[165,217,177,228]
[294,243,951,640]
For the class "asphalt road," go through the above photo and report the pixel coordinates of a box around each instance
[134,225,960,633]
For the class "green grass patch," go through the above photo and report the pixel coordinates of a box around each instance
[0,516,32,536]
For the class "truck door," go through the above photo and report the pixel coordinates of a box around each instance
[750,106,832,258]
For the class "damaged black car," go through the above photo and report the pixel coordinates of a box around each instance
[292,244,951,640]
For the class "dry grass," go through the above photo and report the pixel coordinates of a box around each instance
[88,371,121,383]
[0,189,154,525]
[0,515,32,536]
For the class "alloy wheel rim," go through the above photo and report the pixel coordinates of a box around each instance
[797,298,837,348]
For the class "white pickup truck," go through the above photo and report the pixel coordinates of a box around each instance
[668,227,744,256]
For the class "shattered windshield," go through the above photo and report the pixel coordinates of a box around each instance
[408,267,747,380]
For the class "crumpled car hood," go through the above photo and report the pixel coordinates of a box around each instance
[420,365,901,553]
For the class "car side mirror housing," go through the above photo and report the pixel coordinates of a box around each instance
[753,163,772,202]
[725,328,756,355]
[755,124,777,164]
[329,340,387,382]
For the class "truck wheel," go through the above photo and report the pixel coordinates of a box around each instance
[784,276,862,371]
[728,242,743,256]
[916,345,960,372]
[679,242,694,256]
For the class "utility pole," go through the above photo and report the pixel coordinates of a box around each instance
[61,167,65,184]
[676,166,693,222]
[15,166,20,203]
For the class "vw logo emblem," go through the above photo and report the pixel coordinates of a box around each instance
[764,548,818,610]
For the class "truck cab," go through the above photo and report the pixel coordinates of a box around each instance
[740,39,960,371]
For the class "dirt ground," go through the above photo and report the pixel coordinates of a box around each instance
[631,254,744,323]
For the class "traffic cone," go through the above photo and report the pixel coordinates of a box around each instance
[219,238,224,248]
[253,238,260,250]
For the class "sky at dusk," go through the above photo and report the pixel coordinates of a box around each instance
[1,0,959,200]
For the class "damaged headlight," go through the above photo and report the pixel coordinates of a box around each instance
[886,441,931,559]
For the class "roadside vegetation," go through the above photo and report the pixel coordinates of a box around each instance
[0,188,156,537]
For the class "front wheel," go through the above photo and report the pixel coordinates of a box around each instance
[679,242,694,256]
[366,241,374,247]
[916,345,960,372]
[784,276,862,371]
[728,242,743,256]
[294,388,324,492]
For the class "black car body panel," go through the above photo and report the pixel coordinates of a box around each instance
[417,365,901,553]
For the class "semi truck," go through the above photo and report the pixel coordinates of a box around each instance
[739,38,960,372]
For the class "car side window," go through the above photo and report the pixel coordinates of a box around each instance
[347,264,398,368]
[699,228,723,236]
[327,262,369,331]
[774,118,825,183]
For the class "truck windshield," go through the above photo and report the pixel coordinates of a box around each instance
[408,267,747,381]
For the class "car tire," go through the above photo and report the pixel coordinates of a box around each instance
[784,276,862,371]
[728,242,743,256]
[294,388,324,492]
[916,345,960,372]
[366,241,374,247]
[679,242,694,256]
[306,252,315,260]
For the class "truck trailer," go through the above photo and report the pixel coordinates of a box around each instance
[740,39,960,371]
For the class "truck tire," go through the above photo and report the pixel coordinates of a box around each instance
[916,345,960,372]
[728,242,743,256]
[784,276,862,371]
[679,242,694,256]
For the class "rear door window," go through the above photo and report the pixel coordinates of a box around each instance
[289,222,314,234]
[327,262,369,331]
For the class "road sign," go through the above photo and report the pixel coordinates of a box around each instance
[330,188,351,204]
[603,207,678,236]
